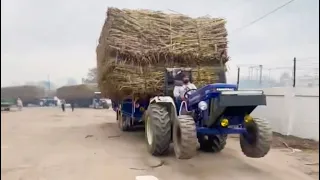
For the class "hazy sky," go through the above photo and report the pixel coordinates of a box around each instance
[1,0,319,87]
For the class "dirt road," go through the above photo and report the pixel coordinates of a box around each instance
[1,108,318,180]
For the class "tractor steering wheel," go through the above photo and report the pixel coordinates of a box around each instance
[183,89,197,99]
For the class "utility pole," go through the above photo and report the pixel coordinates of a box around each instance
[259,65,263,85]
[47,74,51,92]
[248,66,254,80]
[293,57,296,87]
[237,67,240,87]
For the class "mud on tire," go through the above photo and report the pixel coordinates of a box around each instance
[240,118,272,158]
[173,115,198,159]
[199,134,227,152]
[145,103,171,156]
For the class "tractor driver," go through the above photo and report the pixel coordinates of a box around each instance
[173,73,197,114]
[173,73,197,101]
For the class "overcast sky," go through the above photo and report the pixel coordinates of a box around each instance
[1,0,319,87]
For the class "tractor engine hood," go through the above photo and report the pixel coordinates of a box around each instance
[185,84,266,127]
[206,90,266,127]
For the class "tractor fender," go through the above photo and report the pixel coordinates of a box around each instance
[149,96,178,122]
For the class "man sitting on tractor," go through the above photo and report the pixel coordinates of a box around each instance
[173,73,197,115]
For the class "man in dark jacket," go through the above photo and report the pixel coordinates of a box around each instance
[70,101,75,112]
[61,99,66,112]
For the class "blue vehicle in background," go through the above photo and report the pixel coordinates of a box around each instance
[112,68,272,159]
[92,92,110,109]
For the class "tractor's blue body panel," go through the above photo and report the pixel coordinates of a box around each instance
[187,83,237,107]
[197,127,246,135]
[185,83,243,130]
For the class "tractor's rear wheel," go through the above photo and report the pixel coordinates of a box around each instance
[172,115,198,159]
[198,134,227,152]
[240,118,272,158]
[145,103,171,156]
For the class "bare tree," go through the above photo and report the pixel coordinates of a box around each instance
[82,68,97,83]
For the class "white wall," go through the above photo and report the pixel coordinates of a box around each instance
[251,87,319,141]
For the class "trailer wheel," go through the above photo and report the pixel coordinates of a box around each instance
[240,118,272,158]
[118,110,130,131]
[199,134,227,152]
[172,115,197,159]
[145,103,171,156]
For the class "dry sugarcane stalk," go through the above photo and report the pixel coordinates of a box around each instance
[96,8,229,100]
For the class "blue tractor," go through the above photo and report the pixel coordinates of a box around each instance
[112,68,272,159]
[92,92,109,109]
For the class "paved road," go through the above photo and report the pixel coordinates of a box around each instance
[1,108,317,180]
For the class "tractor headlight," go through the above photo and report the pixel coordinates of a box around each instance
[198,101,208,111]
[244,115,253,123]
[220,119,229,127]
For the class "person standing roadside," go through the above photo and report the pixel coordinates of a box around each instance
[17,97,23,111]
[61,99,66,112]
[70,101,75,112]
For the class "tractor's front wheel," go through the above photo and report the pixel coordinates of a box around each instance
[240,118,272,158]
[172,115,198,159]
[198,134,227,152]
[145,103,171,156]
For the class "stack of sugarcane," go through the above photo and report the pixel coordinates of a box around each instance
[1,85,45,102]
[56,84,99,100]
[97,7,229,100]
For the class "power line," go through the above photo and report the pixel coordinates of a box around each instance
[230,0,296,34]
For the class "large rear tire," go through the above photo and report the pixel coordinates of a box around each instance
[172,115,197,159]
[240,118,272,158]
[199,134,227,152]
[145,103,171,156]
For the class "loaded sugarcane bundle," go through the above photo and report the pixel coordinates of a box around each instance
[1,85,45,101]
[56,84,99,100]
[97,8,229,100]
[99,60,226,100]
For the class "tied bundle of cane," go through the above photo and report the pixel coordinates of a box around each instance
[97,8,229,100]
[1,85,45,101]
[56,84,99,100]
[100,61,224,100]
